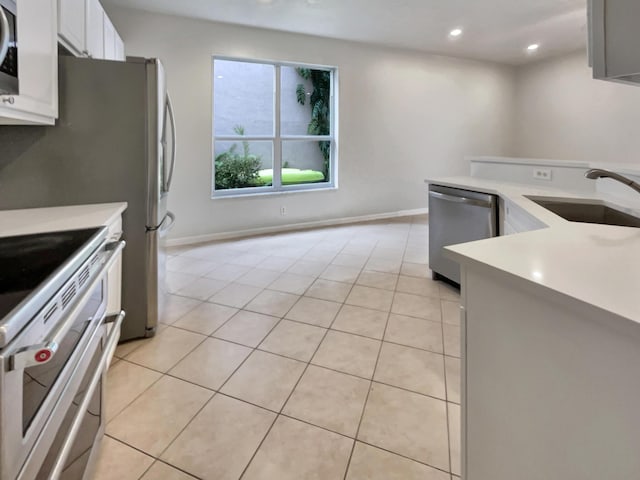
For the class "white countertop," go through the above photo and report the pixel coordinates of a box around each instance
[426,176,640,325]
[0,203,128,237]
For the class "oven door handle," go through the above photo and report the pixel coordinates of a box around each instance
[9,241,126,372]
[48,310,125,480]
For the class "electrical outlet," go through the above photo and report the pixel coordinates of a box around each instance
[280,206,287,216]
[533,168,552,181]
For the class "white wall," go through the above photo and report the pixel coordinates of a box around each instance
[107,7,515,240]
[512,49,640,164]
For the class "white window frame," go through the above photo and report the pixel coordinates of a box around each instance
[212,56,338,198]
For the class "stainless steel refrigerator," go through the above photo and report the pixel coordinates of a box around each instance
[0,55,176,341]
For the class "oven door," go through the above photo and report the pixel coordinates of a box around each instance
[34,311,125,480]
[0,0,18,95]
[0,241,125,480]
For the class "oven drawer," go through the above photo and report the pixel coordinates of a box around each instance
[33,311,124,480]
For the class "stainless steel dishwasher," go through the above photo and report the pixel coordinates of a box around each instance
[428,184,498,284]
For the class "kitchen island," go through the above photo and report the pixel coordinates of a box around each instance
[428,174,640,480]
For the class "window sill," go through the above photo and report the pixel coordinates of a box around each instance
[211,186,338,200]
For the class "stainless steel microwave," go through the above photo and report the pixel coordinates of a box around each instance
[0,0,17,95]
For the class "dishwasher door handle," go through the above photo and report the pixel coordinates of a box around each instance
[429,190,494,208]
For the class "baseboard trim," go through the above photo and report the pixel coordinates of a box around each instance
[165,208,429,247]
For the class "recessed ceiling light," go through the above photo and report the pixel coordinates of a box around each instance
[527,43,540,52]
[257,0,273,4]
[217,75,224,79]
[449,28,463,38]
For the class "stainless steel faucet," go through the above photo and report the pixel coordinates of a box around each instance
[585,169,640,195]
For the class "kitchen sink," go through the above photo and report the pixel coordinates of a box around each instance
[526,197,640,228]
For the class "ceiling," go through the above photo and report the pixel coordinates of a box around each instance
[103,0,588,65]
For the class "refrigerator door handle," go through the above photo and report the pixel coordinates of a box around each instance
[165,93,177,193]
[0,7,10,67]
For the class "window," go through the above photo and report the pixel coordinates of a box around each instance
[212,58,337,196]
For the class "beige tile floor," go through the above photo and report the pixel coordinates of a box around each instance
[94,215,462,480]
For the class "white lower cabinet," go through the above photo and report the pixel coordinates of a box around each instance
[461,265,640,479]
[500,199,546,235]
[104,213,124,366]
[0,0,58,125]
[106,215,123,317]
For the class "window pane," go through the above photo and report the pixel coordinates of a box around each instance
[281,140,330,185]
[213,60,274,136]
[281,66,331,136]
[214,140,273,190]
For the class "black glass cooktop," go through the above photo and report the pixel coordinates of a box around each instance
[0,228,102,320]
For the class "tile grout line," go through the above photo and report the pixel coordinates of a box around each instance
[142,459,202,480]
[108,325,212,425]
[235,310,333,477]
[174,268,327,480]
[157,355,456,408]
[111,280,298,471]
[115,314,457,406]
[150,286,308,470]
[341,227,412,480]
[236,230,376,480]
[108,217,454,479]
[165,289,459,357]
[109,387,455,480]
[102,435,204,480]
[170,242,437,305]
[440,278,454,476]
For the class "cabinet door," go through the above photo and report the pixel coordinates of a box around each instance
[103,14,116,60]
[503,200,546,234]
[106,216,123,316]
[114,32,125,61]
[502,219,517,236]
[589,0,640,84]
[0,0,58,124]
[58,0,86,55]
[85,0,104,59]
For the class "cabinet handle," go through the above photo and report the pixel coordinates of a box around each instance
[2,96,15,104]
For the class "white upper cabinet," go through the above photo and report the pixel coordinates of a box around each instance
[86,0,105,59]
[57,0,125,61]
[0,0,58,125]
[589,0,640,85]
[102,14,125,61]
[58,0,86,55]
[114,32,125,61]
[103,13,116,60]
